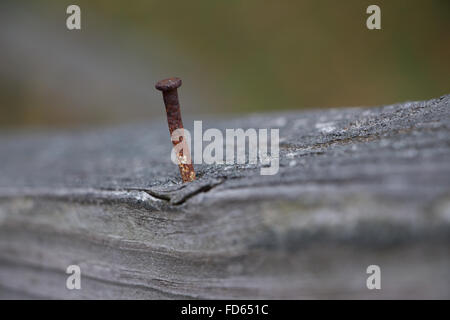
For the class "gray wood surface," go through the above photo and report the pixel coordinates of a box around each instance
[0,95,449,299]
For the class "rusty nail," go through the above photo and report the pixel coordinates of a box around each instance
[155,77,196,183]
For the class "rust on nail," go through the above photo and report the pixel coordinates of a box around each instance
[155,77,196,183]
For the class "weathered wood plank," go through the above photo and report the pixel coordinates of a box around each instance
[0,95,449,299]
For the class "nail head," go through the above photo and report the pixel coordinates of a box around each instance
[155,77,182,91]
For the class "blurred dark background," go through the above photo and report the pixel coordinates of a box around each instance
[1,0,449,128]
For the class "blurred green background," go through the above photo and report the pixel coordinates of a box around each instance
[1,0,449,128]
